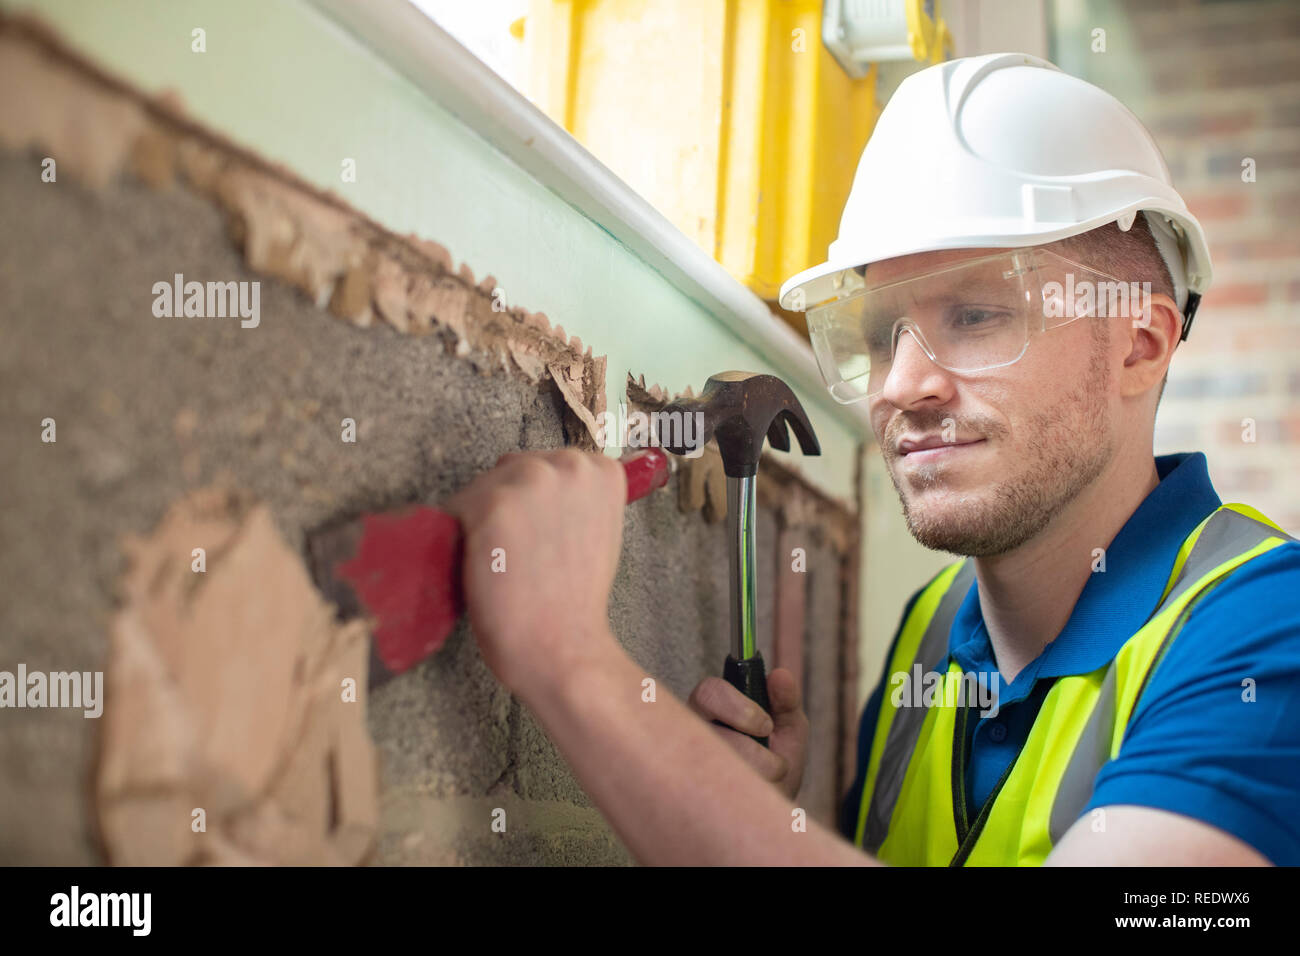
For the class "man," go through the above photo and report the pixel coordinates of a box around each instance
[446,53,1300,865]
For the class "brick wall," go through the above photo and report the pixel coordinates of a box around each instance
[1051,0,1300,535]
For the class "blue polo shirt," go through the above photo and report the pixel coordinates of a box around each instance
[839,452,1300,864]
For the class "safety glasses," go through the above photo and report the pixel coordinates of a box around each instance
[806,248,1152,403]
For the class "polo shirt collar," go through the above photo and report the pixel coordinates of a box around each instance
[946,452,1222,704]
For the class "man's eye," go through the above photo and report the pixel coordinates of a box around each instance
[863,320,894,355]
[951,308,1006,330]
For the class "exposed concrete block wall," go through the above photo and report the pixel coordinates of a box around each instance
[0,17,861,864]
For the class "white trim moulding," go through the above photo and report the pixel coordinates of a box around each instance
[308,0,874,437]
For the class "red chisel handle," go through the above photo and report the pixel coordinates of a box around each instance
[314,447,670,684]
[621,446,670,503]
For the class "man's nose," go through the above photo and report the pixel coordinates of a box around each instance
[880,326,955,407]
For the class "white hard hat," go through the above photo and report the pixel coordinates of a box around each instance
[779,52,1212,340]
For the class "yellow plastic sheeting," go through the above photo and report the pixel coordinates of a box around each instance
[522,0,883,301]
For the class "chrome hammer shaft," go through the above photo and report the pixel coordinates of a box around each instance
[727,475,758,662]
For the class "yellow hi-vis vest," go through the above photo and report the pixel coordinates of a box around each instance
[853,503,1295,866]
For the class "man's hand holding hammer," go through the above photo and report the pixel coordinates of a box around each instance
[687,669,810,801]
[440,373,863,866]
[444,446,857,866]
[443,447,811,800]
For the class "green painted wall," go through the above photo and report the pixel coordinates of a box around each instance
[6,0,865,502]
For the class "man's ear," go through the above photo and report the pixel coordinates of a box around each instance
[1120,291,1181,400]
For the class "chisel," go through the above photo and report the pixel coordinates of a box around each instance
[308,447,670,686]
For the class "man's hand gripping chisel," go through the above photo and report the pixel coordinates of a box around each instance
[308,447,670,687]
[659,372,821,748]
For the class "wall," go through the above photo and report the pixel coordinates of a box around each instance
[0,0,865,502]
[4,0,891,773]
[1050,0,1300,536]
[0,11,861,863]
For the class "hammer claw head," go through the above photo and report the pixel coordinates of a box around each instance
[655,373,821,476]
[778,407,821,458]
[765,415,791,452]
[680,371,823,478]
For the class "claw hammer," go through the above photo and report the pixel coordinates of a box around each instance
[660,372,821,747]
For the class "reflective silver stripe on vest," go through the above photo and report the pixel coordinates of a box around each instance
[1047,508,1295,843]
[863,560,976,852]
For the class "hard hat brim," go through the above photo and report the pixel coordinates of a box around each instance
[779,203,1212,314]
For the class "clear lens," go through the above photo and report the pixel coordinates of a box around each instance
[1040,254,1155,330]
[807,250,1040,402]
